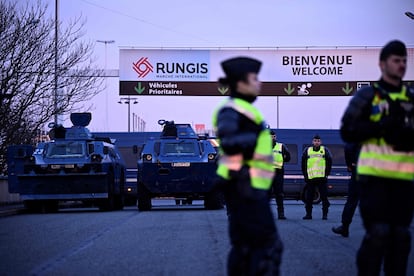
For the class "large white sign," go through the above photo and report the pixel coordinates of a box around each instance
[119,48,414,82]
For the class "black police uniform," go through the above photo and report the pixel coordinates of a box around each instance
[332,142,360,237]
[301,140,332,219]
[270,136,291,219]
[341,76,414,275]
[214,57,283,276]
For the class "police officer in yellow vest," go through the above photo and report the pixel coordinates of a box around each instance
[301,134,332,220]
[270,130,291,219]
[212,57,283,276]
[341,40,414,275]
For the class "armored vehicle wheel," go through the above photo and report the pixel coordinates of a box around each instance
[114,193,124,210]
[137,182,152,211]
[114,173,125,210]
[24,200,59,213]
[99,172,116,211]
[44,200,59,213]
[204,190,224,210]
[24,200,43,213]
[301,186,321,205]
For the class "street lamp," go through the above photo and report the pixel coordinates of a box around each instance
[96,40,115,69]
[97,39,115,131]
[118,96,138,132]
[132,113,146,132]
[54,0,58,124]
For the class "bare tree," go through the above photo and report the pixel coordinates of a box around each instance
[0,0,105,175]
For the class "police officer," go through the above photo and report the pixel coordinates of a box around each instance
[270,130,291,219]
[340,40,414,275]
[301,134,332,220]
[332,142,360,237]
[212,57,283,276]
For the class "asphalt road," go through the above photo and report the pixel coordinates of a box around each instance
[0,199,413,276]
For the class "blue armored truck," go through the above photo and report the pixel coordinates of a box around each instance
[7,113,126,212]
[136,120,223,211]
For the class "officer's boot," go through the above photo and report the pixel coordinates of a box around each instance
[322,201,330,220]
[276,195,286,220]
[277,207,286,220]
[332,224,349,237]
[322,208,328,220]
[302,206,312,220]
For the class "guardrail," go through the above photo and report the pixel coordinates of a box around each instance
[0,176,21,204]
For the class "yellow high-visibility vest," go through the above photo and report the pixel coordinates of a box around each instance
[212,98,274,190]
[357,84,414,181]
[273,143,284,169]
[307,146,327,179]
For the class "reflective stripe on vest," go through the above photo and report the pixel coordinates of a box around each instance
[358,142,414,180]
[307,146,326,179]
[357,84,414,181]
[273,143,283,169]
[218,154,243,171]
[212,98,274,190]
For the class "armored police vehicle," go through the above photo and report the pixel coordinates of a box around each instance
[7,113,126,212]
[136,120,223,211]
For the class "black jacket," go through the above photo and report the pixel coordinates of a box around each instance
[340,79,414,144]
[216,106,263,160]
[216,101,277,246]
[344,142,360,172]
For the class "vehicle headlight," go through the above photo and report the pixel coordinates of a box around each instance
[208,153,216,161]
[143,154,152,162]
[91,154,102,163]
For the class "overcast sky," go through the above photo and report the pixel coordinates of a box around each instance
[38,0,414,132]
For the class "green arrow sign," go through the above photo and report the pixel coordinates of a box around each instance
[284,83,295,95]
[134,82,145,94]
[218,86,229,95]
[342,82,353,95]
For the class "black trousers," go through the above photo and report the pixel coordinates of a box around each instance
[357,175,414,276]
[304,177,330,211]
[228,239,283,276]
[272,168,284,209]
[341,168,359,226]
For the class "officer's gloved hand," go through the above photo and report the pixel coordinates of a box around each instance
[229,166,267,200]
[380,114,402,146]
[394,101,414,151]
[381,100,414,151]
[229,165,252,199]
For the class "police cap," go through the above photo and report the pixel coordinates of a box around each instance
[221,57,262,80]
[313,134,321,139]
[380,40,407,61]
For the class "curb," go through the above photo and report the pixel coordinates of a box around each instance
[0,205,25,217]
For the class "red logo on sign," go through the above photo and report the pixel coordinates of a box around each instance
[132,57,153,78]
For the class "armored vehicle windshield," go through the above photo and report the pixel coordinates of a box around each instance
[45,141,86,158]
